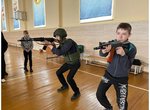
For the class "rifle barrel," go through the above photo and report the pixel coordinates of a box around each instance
[18,37,55,42]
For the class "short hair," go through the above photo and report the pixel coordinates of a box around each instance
[116,23,132,35]
[23,30,29,34]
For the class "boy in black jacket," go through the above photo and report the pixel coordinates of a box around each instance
[96,23,137,110]
[48,28,80,101]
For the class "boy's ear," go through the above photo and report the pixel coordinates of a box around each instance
[128,32,131,37]
[129,33,131,37]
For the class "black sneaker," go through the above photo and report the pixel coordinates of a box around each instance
[71,92,80,101]
[5,72,8,76]
[30,69,33,72]
[57,86,69,92]
[24,69,28,73]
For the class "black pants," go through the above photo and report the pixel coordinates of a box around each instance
[1,53,6,79]
[23,50,32,70]
[96,71,128,110]
[56,61,80,93]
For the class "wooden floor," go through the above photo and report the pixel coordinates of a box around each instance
[2,46,148,110]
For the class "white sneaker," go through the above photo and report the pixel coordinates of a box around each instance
[1,79,6,83]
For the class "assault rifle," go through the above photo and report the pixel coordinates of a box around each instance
[93,40,129,50]
[18,37,55,43]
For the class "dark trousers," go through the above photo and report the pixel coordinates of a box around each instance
[96,71,128,110]
[23,50,32,70]
[56,61,80,93]
[1,53,6,79]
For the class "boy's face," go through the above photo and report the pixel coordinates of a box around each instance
[23,32,28,36]
[116,28,130,42]
[55,35,61,41]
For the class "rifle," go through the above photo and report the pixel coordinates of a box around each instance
[18,37,55,43]
[93,40,129,50]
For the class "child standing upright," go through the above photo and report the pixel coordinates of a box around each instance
[21,30,33,73]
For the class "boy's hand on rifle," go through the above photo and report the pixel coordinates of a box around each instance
[116,47,125,56]
[102,45,112,53]
[48,45,54,50]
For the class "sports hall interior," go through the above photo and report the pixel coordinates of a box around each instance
[1,0,148,110]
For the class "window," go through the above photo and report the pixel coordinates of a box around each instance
[1,0,7,31]
[80,0,113,23]
[33,0,46,27]
[12,0,20,30]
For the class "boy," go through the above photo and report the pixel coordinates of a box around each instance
[96,23,137,110]
[21,30,33,73]
[48,28,81,101]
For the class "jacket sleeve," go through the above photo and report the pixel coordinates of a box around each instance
[21,37,25,50]
[30,41,33,50]
[119,45,137,69]
[51,40,73,56]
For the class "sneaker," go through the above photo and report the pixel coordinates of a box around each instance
[57,86,69,92]
[71,92,80,101]
[5,72,8,76]
[1,79,6,83]
[30,69,33,72]
[24,69,28,73]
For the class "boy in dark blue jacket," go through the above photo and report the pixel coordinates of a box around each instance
[96,23,137,110]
